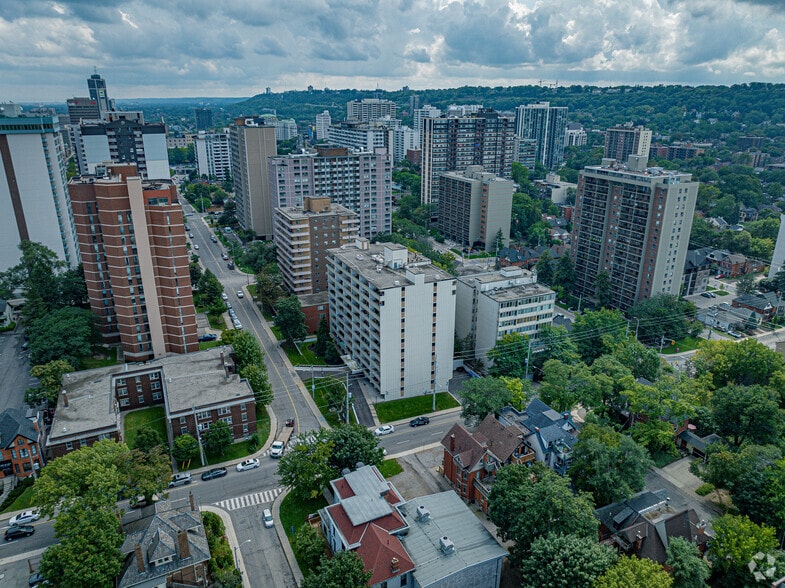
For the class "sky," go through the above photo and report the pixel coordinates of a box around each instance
[2,0,785,103]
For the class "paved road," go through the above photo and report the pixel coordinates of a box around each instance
[0,330,36,414]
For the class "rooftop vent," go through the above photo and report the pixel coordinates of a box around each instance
[439,536,455,554]
[416,505,431,522]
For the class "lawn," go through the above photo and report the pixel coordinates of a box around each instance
[377,458,403,478]
[80,346,119,369]
[281,341,326,366]
[375,392,460,423]
[715,290,731,296]
[198,339,223,351]
[1,487,34,513]
[201,407,270,467]
[308,378,357,427]
[280,491,327,541]
[659,336,703,354]
[247,284,258,299]
[124,406,168,449]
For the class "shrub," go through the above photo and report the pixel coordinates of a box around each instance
[695,483,715,496]
[247,433,260,452]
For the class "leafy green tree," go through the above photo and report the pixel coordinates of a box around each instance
[300,550,372,588]
[256,269,285,314]
[539,359,613,412]
[327,425,385,473]
[457,377,511,425]
[172,433,200,465]
[553,254,576,294]
[133,427,164,453]
[520,534,617,588]
[324,340,341,365]
[594,270,612,308]
[202,421,233,457]
[274,296,308,344]
[197,268,223,306]
[211,568,243,588]
[27,307,99,366]
[487,332,529,379]
[530,324,580,373]
[593,555,673,588]
[627,293,695,345]
[725,455,785,535]
[536,249,554,284]
[568,423,652,507]
[232,330,265,370]
[240,364,273,405]
[692,338,785,389]
[708,514,778,585]
[735,272,756,296]
[711,384,782,447]
[488,463,598,565]
[499,376,532,411]
[313,317,330,357]
[189,261,203,286]
[277,429,335,501]
[238,241,277,274]
[609,337,661,381]
[665,537,711,588]
[39,498,124,588]
[571,309,626,364]
[24,359,74,407]
[122,446,172,504]
[292,524,326,574]
[321,378,348,415]
[17,241,67,323]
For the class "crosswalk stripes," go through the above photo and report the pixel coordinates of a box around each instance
[215,487,283,511]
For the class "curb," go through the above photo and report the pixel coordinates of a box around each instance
[382,405,463,429]
[272,487,304,585]
[201,505,251,588]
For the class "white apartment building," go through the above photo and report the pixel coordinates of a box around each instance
[194,131,232,181]
[327,120,391,152]
[455,267,556,366]
[315,110,331,140]
[346,99,397,122]
[413,105,441,137]
[328,240,455,399]
[391,126,418,162]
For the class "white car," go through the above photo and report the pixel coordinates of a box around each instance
[221,293,228,300]
[233,321,243,330]
[262,508,274,528]
[236,458,260,472]
[193,244,200,250]
[374,425,394,436]
[9,510,40,526]
[270,441,285,458]
[222,253,229,260]
[236,290,244,298]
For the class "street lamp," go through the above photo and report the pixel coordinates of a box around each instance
[234,539,252,569]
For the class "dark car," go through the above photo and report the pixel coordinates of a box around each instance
[227,261,235,270]
[201,467,228,481]
[28,572,46,587]
[198,333,217,342]
[700,292,712,298]
[409,416,431,427]
[5,525,35,541]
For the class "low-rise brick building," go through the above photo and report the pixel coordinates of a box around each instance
[0,408,44,479]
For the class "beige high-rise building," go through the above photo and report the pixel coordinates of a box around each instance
[230,117,277,239]
[273,197,359,295]
[69,163,199,360]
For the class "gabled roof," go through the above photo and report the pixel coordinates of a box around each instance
[476,414,524,463]
[325,502,407,548]
[440,423,487,471]
[355,523,415,586]
[0,408,38,449]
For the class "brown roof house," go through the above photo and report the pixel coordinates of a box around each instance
[118,494,210,587]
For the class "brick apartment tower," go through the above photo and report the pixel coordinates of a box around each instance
[69,163,199,361]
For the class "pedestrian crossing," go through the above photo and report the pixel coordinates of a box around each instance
[215,487,283,511]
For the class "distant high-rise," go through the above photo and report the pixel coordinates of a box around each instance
[565,123,588,147]
[194,131,232,181]
[0,114,78,271]
[515,102,568,170]
[346,99,397,122]
[604,124,652,163]
[230,117,277,239]
[571,156,699,311]
[408,94,420,114]
[87,71,112,117]
[194,108,213,131]
[413,105,441,140]
[69,163,199,360]
[420,109,516,207]
[66,97,100,124]
[315,110,331,140]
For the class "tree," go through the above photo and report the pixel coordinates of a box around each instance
[121,446,172,504]
[313,317,330,357]
[539,359,612,412]
[530,324,580,373]
[457,377,511,425]
[300,550,371,588]
[237,241,277,274]
[520,534,617,588]
[692,338,785,389]
[595,270,612,308]
[202,420,233,457]
[666,537,710,588]
[292,524,326,573]
[39,498,124,588]
[499,376,532,411]
[708,514,778,585]
[610,338,661,381]
[240,364,273,405]
[256,269,285,314]
[736,272,756,296]
[553,254,576,294]
[488,463,598,565]
[487,333,529,379]
[627,293,695,345]
[189,261,203,286]
[17,241,67,323]
[593,555,673,588]
[133,427,164,453]
[571,309,626,364]
[172,433,200,466]
[277,429,335,501]
[711,384,782,446]
[27,307,99,366]
[25,359,74,407]
[536,250,554,284]
[197,268,223,306]
[324,340,341,365]
[232,330,265,370]
[321,378,348,416]
[274,296,308,344]
[568,423,652,507]
[327,425,385,473]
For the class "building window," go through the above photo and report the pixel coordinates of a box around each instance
[116,378,126,386]
[151,381,161,390]
[218,407,231,416]
[11,450,16,459]
[198,411,211,420]
[180,427,189,435]
[117,387,128,396]
[17,438,24,446]
[150,372,160,380]
[138,395,145,404]
[242,412,248,422]
[120,398,130,407]
[179,417,186,424]
[80,439,88,447]
[152,392,162,401]
[136,385,143,393]
[65,441,73,451]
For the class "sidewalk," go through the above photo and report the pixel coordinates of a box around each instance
[202,505,252,588]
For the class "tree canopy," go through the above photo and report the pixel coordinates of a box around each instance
[274,295,308,344]
[457,377,511,425]
[520,534,617,588]
[593,555,673,588]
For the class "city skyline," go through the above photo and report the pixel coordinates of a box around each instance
[2,0,784,103]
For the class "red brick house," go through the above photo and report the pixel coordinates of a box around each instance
[298,291,330,334]
[0,409,44,479]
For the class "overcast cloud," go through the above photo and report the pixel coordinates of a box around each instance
[2,0,784,102]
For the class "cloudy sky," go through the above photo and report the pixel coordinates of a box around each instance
[3,0,784,102]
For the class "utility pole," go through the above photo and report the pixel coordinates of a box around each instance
[432,360,438,412]
[659,335,666,353]
[311,364,315,399]
[524,338,533,380]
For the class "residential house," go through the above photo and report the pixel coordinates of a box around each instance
[696,303,752,333]
[707,250,749,277]
[497,245,567,271]
[682,248,713,296]
[118,494,210,588]
[498,399,579,475]
[676,428,722,460]
[733,292,784,323]
[596,489,710,564]
[0,408,44,479]
[440,415,534,512]
[297,291,330,334]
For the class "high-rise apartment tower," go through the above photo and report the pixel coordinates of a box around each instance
[604,124,652,163]
[515,102,568,170]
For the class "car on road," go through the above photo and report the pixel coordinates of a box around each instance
[233,321,243,330]
[222,253,229,260]
[227,261,235,270]
[210,235,218,243]
[409,416,430,427]
[236,458,260,472]
[10,510,40,526]
[167,473,192,488]
[262,508,274,528]
[28,571,46,586]
[5,525,35,541]
[201,468,228,481]
[193,244,200,250]
[221,292,228,300]
[270,441,285,458]
[727,330,744,339]
[700,292,712,298]
[374,425,394,436]
[236,290,244,298]
[198,333,217,342]
[189,233,194,238]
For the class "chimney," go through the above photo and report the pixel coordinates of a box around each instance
[563,412,569,420]
[220,350,225,365]
[178,530,191,559]
[189,491,195,512]
[134,543,145,573]
[449,433,455,452]
[390,557,399,574]
[61,390,68,408]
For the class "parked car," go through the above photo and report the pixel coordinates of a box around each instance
[236,290,244,298]
[198,333,217,342]
[201,468,228,481]
[167,473,192,488]
[210,235,218,243]
[221,292,228,300]
[374,425,394,436]
[193,244,200,250]
[262,509,274,528]
[129,495,159,509]
[28,571,46,587]
[10,510,40,526]
[222,253,229,260]
[728,331,744,339]
[227,262,235,270]
[5,525,35,541]
[233,321,243,330]
[188,233,194,238]
[409,416,430,427]
[236,459,260,472]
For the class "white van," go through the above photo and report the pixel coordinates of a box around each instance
[263,509,274,528]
